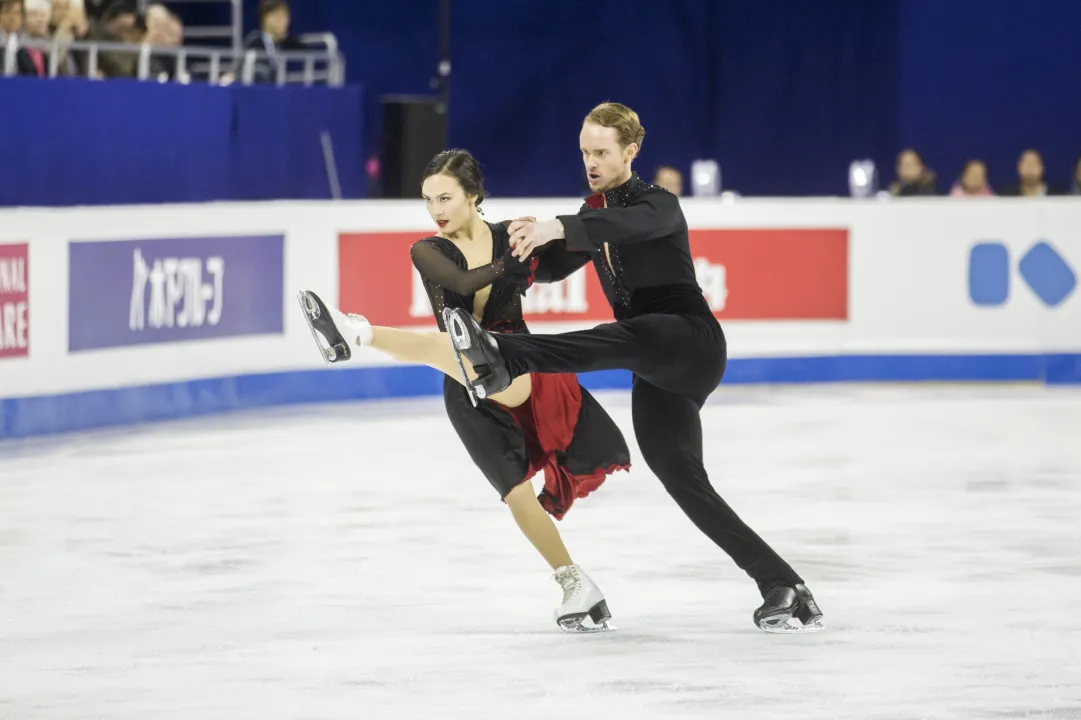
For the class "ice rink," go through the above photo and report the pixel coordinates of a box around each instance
[2,384,1080,720]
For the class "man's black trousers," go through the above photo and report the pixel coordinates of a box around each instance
[495,312,803,594]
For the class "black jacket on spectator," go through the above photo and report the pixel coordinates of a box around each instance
[999,183,1062,197]
[83,0,110,21]
[237,29,304,84]
[890,172,937,196]
[16,47,48,76]
[71,21,137,77]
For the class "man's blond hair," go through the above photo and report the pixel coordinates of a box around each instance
[584,102,646,149]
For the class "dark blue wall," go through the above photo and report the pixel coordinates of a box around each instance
[0,78,366,207]
[274,0,1077,197]
[268,0,902,196]
[709,0,901,196]
[5,0,1076,206]
[449,0,718,198]
[899,0,1081,193]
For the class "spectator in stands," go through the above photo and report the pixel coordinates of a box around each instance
[84,0,146,77]
[82,0,106,22]
[889,148,937,196]
[145,1,166,30]
[1071,156,1081,196]
[145,2,185,81]
[0,0,23,43]
[1001,149,1057,197]
[146,1,182,45]
[238,0,301,83]
[47,0,66,33]
[653,165,683,195]
[949,160,994,198]
[16,0,51,77]
[100,0,140,42]
[50,1,88,75]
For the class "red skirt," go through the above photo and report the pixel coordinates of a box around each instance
[496,372,629,520]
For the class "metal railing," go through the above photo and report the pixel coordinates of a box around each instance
[2,34,345,86]
[140,0,243,52]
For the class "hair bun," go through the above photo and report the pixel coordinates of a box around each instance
[422,149,487,206]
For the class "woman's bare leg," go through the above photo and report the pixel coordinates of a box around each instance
[369,326,531,407]
[367,326,571,568]
[503,482,574,570]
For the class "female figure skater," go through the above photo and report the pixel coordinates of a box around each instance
[298,149,630,632]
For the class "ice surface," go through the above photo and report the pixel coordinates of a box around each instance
[2,385,1080,719]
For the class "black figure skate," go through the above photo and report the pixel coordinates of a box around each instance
[443,307,512,407]
[753,583,824,633]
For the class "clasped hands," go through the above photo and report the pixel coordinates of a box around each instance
[507,217,564,260]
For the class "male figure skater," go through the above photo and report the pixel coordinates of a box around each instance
[445,102,823,632]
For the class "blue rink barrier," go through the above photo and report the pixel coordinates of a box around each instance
[2,353,1079,440]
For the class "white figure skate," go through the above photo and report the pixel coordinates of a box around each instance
[553,565,614,633]
[297,289,371,364]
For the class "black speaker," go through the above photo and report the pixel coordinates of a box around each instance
[380,96,448,199]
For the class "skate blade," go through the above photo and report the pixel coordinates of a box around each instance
[758,615,825,634]
[557,599,614,633]
[297,290,349,365]
[443,308,480,407]
[558,618,617,633]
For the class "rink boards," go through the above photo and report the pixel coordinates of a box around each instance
[1,197,1079,438]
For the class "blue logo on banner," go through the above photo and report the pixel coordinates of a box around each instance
[968,243,1010,306]
[1018,242,1076,307]
[968,240,1076,308]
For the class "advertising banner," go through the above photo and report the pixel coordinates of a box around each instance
[68,234,284,352]
[338,228,848,326]
[0,242,30,359]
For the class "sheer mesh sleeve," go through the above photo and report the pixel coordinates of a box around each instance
[410,238,534,295]
[410,238,510,296]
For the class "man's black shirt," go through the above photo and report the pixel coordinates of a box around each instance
[534,173,712,320]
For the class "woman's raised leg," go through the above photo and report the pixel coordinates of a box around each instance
[369,326,532,407]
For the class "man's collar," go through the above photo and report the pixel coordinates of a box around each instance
[585,172,644,209]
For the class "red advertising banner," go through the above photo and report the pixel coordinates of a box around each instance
[0,243,29,359]
[691,229,848,320]
[338,228,847,327]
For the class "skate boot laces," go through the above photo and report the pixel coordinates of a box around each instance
[554,565,583,604]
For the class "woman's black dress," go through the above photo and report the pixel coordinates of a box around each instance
[409,221,630,518]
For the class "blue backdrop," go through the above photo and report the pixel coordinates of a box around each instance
[2,0,1077,206]
[899,1,1081,194]
[0,78,365,206]
[269,0,1079,197]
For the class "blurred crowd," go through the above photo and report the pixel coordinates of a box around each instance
[1,0,303,84]
[1,0,183,79]
[889,149,1081,199]
[643,152,1081,199]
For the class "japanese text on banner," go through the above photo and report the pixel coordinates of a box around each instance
[68,234,284,352]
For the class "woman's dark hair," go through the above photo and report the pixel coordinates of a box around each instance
[102,0,139,22]
[422,149,486,208]
[897,147,925,166]
[259,0,289,20]
[960,158,984,175]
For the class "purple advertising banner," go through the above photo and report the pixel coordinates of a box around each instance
[68,234,284,352]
